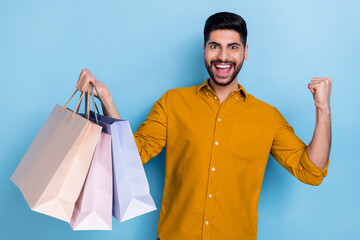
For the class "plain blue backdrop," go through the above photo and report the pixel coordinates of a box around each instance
[0,0,359,239]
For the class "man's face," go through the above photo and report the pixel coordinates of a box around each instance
[203,29,248,86]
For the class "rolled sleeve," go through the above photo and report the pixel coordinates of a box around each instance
[300,148,329,177]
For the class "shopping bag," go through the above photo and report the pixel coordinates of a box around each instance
[70,131,113,230]
[87,110,157,222]
[11,86,102,222]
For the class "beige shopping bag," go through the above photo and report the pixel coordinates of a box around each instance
[11,86,102,222]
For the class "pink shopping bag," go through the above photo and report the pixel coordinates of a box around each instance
[70,131,113,230]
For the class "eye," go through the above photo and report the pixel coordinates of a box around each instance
[210,44,219,49]
[230,45,238,50]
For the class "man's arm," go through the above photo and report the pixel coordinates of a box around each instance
[100,94,121,119]
[133,92,168,165]
[270,77,332,186]
[307,77,332,170]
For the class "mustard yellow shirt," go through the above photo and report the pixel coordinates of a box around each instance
[134,79,329,240]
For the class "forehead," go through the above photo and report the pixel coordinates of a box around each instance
[207,29,241,45]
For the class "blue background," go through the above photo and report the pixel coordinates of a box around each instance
[0,0,359,239]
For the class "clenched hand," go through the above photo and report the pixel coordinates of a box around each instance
[76,68,110,102]
[308,77,332,110]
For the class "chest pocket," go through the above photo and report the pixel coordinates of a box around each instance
[227,122,262,160]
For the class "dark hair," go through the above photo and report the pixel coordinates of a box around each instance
[204,12,247,47]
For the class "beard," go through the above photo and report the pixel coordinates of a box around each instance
[204,57,244,86]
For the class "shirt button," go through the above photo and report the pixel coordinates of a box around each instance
[215,141,219,145]
[206,92,209,94]
[236,96,238,99]
[218,118,221,122]
[209,194,212,198]
[205,221,209,225]
[212,167,215,171]
[214,96,217,100]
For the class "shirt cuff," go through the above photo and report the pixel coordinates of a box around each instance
[301,148,329,177]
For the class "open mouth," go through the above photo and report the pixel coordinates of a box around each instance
[213,63,233,76]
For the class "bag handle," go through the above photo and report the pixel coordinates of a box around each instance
[76,83,112,117]
[60,84,90,115]
[60,83,99,122]
[92,84,113,118]
[89,84,98,124]
[82,84,100,124]
[78,84,113,119]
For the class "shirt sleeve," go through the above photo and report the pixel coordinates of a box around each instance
[133,91,168,165]
[270,107,329,186]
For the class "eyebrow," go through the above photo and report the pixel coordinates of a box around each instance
[228,42,241,47]
[207,41,242,47]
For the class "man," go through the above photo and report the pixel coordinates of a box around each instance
[76,12,331,240]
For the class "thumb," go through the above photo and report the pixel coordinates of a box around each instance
[308,84,316,94]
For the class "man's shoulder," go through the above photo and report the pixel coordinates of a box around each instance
[163,85,198,97]
[246,92,276,111]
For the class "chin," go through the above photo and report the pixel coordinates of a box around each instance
[213,76,235,86]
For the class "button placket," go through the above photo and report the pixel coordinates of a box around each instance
[202,110,223,239]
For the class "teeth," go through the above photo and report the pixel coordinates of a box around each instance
[215,65,231,68]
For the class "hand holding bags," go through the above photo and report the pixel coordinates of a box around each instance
[11,86,102,222]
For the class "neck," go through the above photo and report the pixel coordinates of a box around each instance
[209,78,239,104]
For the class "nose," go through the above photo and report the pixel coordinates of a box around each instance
[217,48,229,62]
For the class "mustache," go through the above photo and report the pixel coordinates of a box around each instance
[210,60,236,67]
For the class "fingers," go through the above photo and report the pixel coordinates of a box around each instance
[308,80,318,94]
[309,77,332,84]
[308,77,332,94]
[76,68,97,92]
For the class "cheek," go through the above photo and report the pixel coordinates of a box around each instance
[233,52,244,61]
[203,52,210,63]
[204,51,216,62]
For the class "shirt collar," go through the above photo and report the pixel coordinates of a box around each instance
[196,78,248,98]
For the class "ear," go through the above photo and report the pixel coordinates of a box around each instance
[203,44,205,60]
[244,44,248,61]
